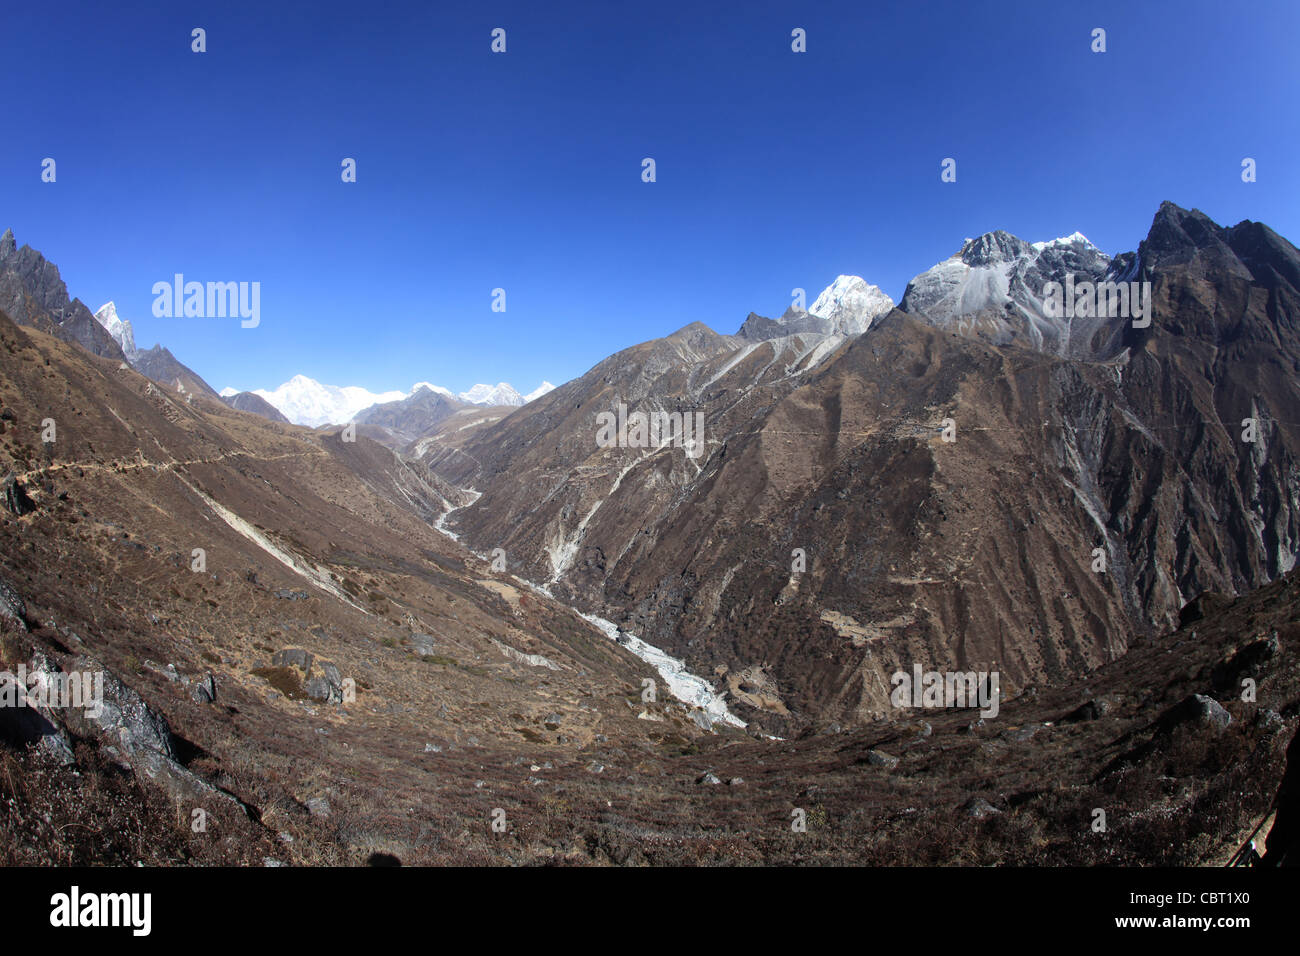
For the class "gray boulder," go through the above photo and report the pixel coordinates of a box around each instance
[272,648,313,672]
[409,633,437,656]
[1,475,36,517]
[304,660,343,703]
[189,672,217,704]
[962,796,1001,819]
[0,658,74,764]
[1159,694,1232,733]
[0,575,26,630]
[863,749,899,769]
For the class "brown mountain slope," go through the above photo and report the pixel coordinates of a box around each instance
[221,389,291,424]
[423,204,1300,736]
[130,344,221,401]
[1,218,1297,864]
[0,307,746,864]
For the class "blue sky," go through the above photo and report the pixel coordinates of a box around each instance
[2,0,1297,395]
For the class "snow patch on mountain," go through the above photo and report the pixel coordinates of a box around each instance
[524,381,556,402]
[1031,231,1098,253]
[252,375,559,426]
[253,376,405,428]
[900,228,1124,358]
[807,276,895,334]
[93,302,138,361]
[459,383,523,406]
[411,381,457,399]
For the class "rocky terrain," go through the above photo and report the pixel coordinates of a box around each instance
[423,203,1300,740]
[2,204,1298,866]
[355,386,477,449]
[220,390,291,424]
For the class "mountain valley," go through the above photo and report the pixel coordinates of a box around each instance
[2,203,1299,866]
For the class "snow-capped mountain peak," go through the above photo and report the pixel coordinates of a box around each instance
[524,381,556,402]
[900,226,1123,358]
[93,302,138,360]
[246,376,558,426]
[806,275,895,334]
[1031,231,1101,253]
[459,382,523,406]
[411,381,457,399]
[251,376,405,428]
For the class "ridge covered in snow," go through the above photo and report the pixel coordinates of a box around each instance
[239,376,558,427]
[738,274,896,344]
[806,275,896,334]
[251,376,406,428]
[459,382,524,406]
[899,227,1127,358]
[93,302,138,361]
[525,381,556,402]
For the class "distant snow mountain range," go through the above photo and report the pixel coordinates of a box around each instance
[90,303,554,427]
[225,377,556,428]
[90,226,1105,430]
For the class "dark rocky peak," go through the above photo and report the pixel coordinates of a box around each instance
[131,345,219,398]
[1225,219,1300,294]
[959,229,1035,266]
[665,321,728,349]
[736,311,785,341]
[0,228,123,360]
[1139,202,1248,276]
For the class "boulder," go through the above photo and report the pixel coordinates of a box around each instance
[272,648,313,672]
[1158,694,1232,734]
[67,656,176,762]
[862,749,899,769]
[0,575,27,630]
[1004,723,1043,742]
[409,633,437,656]
[304,662,343,703]
[1,474,35,517]
[1062,697,1113,723]
[189,672,217,704]
[1211,633,1279,694]
[962,796,1001,819]
[1255,709,1285,734]
[0,663,74,764]
[690,709,714,731]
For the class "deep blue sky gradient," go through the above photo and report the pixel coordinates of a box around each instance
[2,0,1297,394]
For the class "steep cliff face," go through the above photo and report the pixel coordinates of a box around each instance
[423,204,1300,733]
[0,229,125,360]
